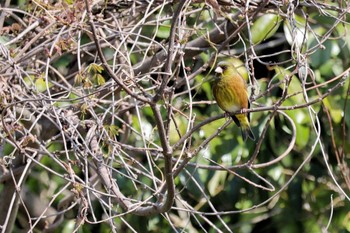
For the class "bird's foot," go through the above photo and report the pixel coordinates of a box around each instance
[240,108,247,114]
[224,112,232,120]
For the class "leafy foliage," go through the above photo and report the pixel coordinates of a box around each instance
[0,0,349,233]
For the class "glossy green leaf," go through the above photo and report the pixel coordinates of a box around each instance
[251,14,282,44]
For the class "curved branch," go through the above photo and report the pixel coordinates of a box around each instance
[250,110,296,169]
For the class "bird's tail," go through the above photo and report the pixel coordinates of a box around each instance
[234,114,255,141]
[241,125,255,141]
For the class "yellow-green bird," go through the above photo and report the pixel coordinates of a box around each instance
[212,59,255,141]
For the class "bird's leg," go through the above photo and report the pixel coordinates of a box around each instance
[224,112,232,120]
[240,108,250,121]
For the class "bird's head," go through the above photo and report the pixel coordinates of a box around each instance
[215,57,249,82]
[214,60,240,80]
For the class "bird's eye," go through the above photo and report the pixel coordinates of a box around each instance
[221,65,227,71]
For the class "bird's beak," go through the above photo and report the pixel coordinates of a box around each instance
[215,66,223,74]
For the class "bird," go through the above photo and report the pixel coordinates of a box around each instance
[212,58,255,141]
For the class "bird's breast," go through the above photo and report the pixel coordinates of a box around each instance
[213,77,248,112]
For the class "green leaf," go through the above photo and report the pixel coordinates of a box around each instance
[235,199,253,210]
[23,75,35,86]
[309,39,337,68]
[168,115,187,144]
[47,142,63,152]
[24,75,53,93]
[323,97,343,124]
[318,57,343,77]
[267,166,284,182]
[62,220,75,233]
[95,73,106,85]
[53,92,80,108]
[35,78,50,92]
[88,63,104,74]
[104,125,119,138]
[156,21,171,39]
[208,170,227,196]
[3,143,15,155]
[285,109,310,149]
[251,14,282,44]
[273,66,305,105]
